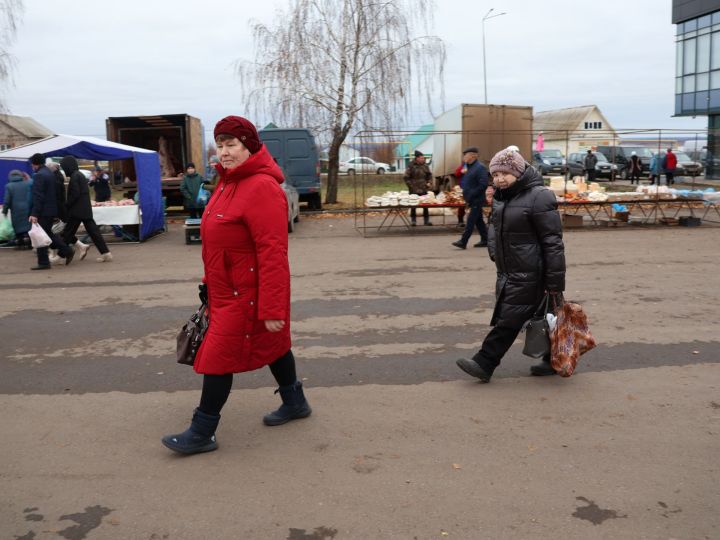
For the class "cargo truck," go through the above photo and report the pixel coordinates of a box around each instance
[431,104,533,187]
[106,114,205,207]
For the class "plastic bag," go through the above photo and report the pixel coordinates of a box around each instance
[51,220,66,235]
[196,186,209,206]
[28,222,52,248]
[0,214,13,241]
[550,301,597,377]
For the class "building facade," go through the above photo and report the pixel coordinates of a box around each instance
[0,114,53,150]
[673,0,720,176]
[533,105,618,155]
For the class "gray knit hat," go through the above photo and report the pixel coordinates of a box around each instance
[489,147,526,177]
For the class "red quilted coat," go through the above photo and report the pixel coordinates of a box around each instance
[194,145,291,375]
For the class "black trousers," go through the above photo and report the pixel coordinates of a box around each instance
[665,172,674,185]
[36,216,71,266]
[63,217,109,254]
[410,207,430,223]
[460,204,487,245]
[198,349,297,416]
[629,169,641,183]
[474,325,550,374]
[586,169,597,182]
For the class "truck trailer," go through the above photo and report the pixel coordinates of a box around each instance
[106,114,205,207]
[431,104,533,184]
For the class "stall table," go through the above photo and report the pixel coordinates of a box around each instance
[357,203,487,236]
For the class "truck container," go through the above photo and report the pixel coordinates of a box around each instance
[431,104,533,184]
[106,114,205,207]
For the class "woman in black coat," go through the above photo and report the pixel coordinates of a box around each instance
[456,147,565,382]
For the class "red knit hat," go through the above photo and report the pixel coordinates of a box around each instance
[214,116,262,154]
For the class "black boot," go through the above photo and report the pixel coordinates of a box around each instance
[263,381,312,426]
[162,408,220,454]
[530,359,556,376]
[456,356,493,383]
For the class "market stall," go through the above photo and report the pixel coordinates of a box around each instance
[357,187,482,235]
[550,177,720,226]
[0,134,163,240]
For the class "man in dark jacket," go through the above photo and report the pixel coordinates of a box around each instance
[89,165,111,202]
[60,156,113,263]
[28,153,74,270]
[452,146,488,249]
[403,150,433,226]
[456,147,566,382]
[584,149,598,182]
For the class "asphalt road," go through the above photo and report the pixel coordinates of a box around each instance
[1,216,718,539]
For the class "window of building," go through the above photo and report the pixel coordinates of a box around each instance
[684,37,697,75]
[0,144,10,151]
[686,18,698,32]
[698,34,711,71]
[677,40,684,76]
[713,12,720,25]
[684,74,696,92]
[699,15,712,29]
[712,33,720,70]
[711,70,720,89]
[584,122,589,129]
[698,72,710,91]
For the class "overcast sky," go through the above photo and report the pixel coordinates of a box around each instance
[4,0,706,141]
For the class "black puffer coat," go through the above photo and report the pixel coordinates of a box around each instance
[487,165,565,329]
[60,156,93,220]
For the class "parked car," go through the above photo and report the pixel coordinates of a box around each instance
[339,156,390,175]
[595,145,653,179]
[688,148,720,174]
[259,128,322,210]
[567,151,617,180]
[532,149,566,176]
[282,175,300,233]
[659,151,704,177]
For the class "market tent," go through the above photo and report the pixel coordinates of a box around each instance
[0,134,163,240]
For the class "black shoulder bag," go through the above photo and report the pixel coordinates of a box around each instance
[176,303,209,366]
[522,294,551,359]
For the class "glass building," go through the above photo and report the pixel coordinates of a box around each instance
[674,0,720,176]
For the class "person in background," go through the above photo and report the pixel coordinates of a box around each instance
[89,165,111,202]
[28,153,74,270]
[452,146,489,249]
[628,151,642,185]
[47,162,68,225]
[403,150,433,226]
[2,169,33,249]
[663,148,677,186]
[179,162,207,218]
[205,155,220,193]
[162,115,311,455]
[60,156,113,263]
[456,147,565,383]
[453,162,466,226]
[649,152,661,185]
[584,149,598,183]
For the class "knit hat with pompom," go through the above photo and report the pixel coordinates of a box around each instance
[489,147,526,177]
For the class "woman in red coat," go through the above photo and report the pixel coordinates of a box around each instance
[162,116,311,455]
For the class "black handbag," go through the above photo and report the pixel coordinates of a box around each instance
[176,303,209,366]
[522,294,552,359]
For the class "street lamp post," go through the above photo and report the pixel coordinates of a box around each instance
[482,8,507,105]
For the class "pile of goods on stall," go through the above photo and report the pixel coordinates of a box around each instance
[548,177,718,204]
[365,186,465,207]
[91,198,137,207]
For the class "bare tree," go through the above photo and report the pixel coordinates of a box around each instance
[237,0,445,204]
[0,0,24,112]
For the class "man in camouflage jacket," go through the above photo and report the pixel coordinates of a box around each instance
[403,150,433,225]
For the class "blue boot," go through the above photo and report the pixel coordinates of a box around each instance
[162,408,220,454]
[263,381,312,426]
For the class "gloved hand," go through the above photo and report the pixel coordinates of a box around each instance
[199,283,208,305]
